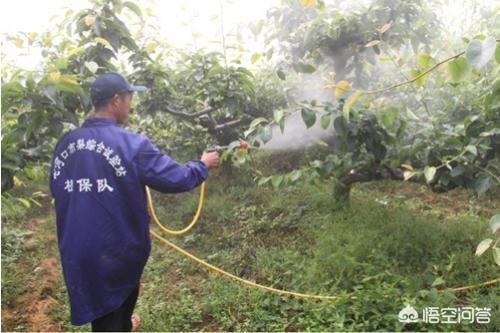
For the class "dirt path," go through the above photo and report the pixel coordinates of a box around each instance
[22,256,61,332]
[2,218,62,332]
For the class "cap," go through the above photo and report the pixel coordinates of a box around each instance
[91,72,147,105]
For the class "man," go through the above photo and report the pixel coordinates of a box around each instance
[50,72,219,331]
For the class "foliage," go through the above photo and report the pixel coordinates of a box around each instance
[475,214,500,267]
[236,0,500,201]
[3,1,500,331]
[131,50,286,147]
[1,0,143,191]
[262,0,441,85]
[112,180,500,331]
[3,0,499,202]
[1,228,31,264]
[1,0,286,191]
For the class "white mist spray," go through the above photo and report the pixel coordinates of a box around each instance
[256,71,340,152]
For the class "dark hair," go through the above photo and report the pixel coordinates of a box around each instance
[92,91,131,109]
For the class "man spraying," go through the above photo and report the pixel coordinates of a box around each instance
[50,72,220,331]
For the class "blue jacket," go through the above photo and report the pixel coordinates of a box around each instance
[50,117,208,325]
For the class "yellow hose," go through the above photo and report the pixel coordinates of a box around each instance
[146,184,500,300]
[146,182,205,235]
[150,230,353,300]
[146,183,350,300]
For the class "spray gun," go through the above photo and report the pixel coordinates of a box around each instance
[205,139,249,153]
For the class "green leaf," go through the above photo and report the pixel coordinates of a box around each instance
[259,126,272,143]
[464,145,477,156]
[450,165,465,177]
[489,214,500,233]
[320,114,331,129]
[54,58,69,70]
[250,53,261,64]
[95,37,112,47]
[447,56,469,82]
[68,46,86,57]
[16,197,31,208]
[403,171,417,181]
[424,166,436,183]
[146,42,158,54]
[56,77,84,95]
[123,1,142,17]
[249,117,268,129]
[431,277,445,287]
[29,198,42,208]
[292,62,316,74]
[290,169,302,182]
[301,108,316,128]
[381,107,398,128]
[1,82,24,100]
[417,53,432,69]
[475,238,492,256]
[465,37,496,71]
[42,85,58,105]
[207,64,225,77]
[237,67,254,77]
[493,247,500,267]
[334,80,350,96]
[480,128,500,137]
[49,71,61,81]
[496,44,500,64]
[257,176,271,186]
[274,110,285,133]
[406,107,420,121]
[492,78,500,95]
[85,61,98,73]
[410,69,428,87]
[271,175,283,188]
[343,90,363,122]
[277,69,286,80]
[278,118,285,133]
[273,110,283,124]
[474,176,492,194]
[266,48,274,60]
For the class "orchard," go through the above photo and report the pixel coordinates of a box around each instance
[1,0,499,331]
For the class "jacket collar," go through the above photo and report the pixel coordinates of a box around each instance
[82,116,118,127]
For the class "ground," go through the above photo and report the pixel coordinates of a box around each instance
[1,178,499,331]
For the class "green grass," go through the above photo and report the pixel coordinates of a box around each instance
[137,177,499,331]
[2,175,499,331]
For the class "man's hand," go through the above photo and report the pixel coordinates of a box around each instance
[201,151,220,169]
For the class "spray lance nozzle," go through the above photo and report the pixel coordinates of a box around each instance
[205,139,249,153]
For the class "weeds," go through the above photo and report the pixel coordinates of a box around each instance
[2,177,499,331]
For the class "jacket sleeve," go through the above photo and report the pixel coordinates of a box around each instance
[133,137,208,193]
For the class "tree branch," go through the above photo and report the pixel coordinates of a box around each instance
[325,38,500,95]
[162,105,218,118]
[214,118,247,131]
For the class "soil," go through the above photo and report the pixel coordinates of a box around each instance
[2,218,62,332]
[359,180,500,217]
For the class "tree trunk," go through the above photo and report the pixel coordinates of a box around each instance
[332,165,405,205]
